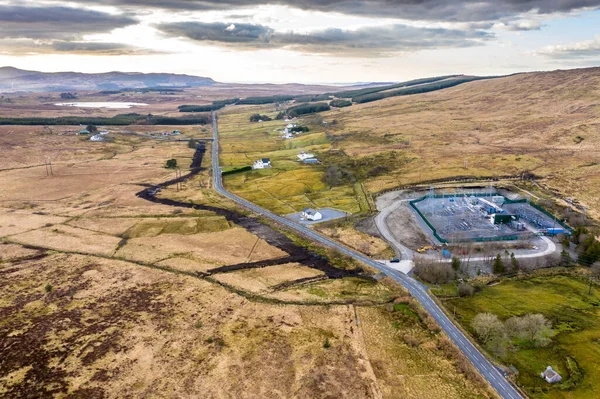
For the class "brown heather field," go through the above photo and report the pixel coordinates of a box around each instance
[319,67,600,220]
[0,124,491,398]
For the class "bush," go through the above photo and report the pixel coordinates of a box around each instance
[403,334,421,347]
[44,283,53,293]
[249,114,272,122]
[451,256,461,271]
[165,159,177,169]
[413,260,455,284]
[458,283,475,297]
[493,254,505,274]
[323,338,331,348]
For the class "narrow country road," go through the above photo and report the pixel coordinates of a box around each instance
[211,112,524,399]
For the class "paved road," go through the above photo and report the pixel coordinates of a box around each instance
[211,112,523,399]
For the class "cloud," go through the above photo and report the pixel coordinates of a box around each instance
[536,36,600,58]
[496,19,543,31]
[0,5,137,40]
[0,38,157,55]
[70,0,600,22]
[156,21,492,55]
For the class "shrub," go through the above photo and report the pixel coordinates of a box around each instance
[44,283,53,293]
[165,159,177,169]
[493,254,505,274]
[403,334,421,347]
[413,260,455,284]
[249,114,272,122]
[458,283,475,297]
[323,338,331,348]
[451,256,461,271]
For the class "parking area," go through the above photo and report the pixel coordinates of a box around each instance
[286,208,348,225]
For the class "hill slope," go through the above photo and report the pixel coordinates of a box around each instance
[0,67,216,92]
[321,67,600,219]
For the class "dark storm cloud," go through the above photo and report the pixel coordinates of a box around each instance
[71,0,600,22]
[0,5,137,40]
[156,21,492,55]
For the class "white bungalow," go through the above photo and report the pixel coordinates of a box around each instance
[297,151,315,161]
[541,366,562,384]
[89,134,104,142]
[252,158,271,169]
[302,208,323,221]
[282,133,293,139]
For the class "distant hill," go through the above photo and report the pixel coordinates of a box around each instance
[0,67,216,92]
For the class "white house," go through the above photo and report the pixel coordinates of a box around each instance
[282,133,293,139]
[297,151,314,161]
[89,134,104,142]
[541,366,562,383]
[252,158,271,169]
[302,208,323,221]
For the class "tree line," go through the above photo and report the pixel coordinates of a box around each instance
[331,75,459,99]
[353,76,490,104]
[0,113,211,126]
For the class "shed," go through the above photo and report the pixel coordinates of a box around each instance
[303,158,319,164]
[541,366,562,383]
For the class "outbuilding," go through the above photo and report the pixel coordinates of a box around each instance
[541,366,562,383]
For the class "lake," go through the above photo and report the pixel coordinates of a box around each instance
[55,102,148,109]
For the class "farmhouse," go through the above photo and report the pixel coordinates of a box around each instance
[252,158,271,169]
[89,134,104,142]
[541,366,562,383]
[297,151,314,161]
[302,208,322,221]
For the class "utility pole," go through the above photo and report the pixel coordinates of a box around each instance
[49,160,53,176]
[45,160,49,176]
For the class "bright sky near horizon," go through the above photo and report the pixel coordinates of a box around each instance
[0,1,599,83]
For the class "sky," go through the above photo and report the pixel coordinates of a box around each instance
[0,0,599,83]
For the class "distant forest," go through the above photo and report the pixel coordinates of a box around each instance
[0,113,211,126]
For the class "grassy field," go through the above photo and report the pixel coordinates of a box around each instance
[443,272,600,398]
[218,106,367,215]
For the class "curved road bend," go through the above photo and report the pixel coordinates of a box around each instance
[210,112,523,399]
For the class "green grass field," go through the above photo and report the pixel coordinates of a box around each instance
[218,107,365,214]
[443,274,600,398]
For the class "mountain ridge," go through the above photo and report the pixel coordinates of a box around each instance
[0,67,216,92]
